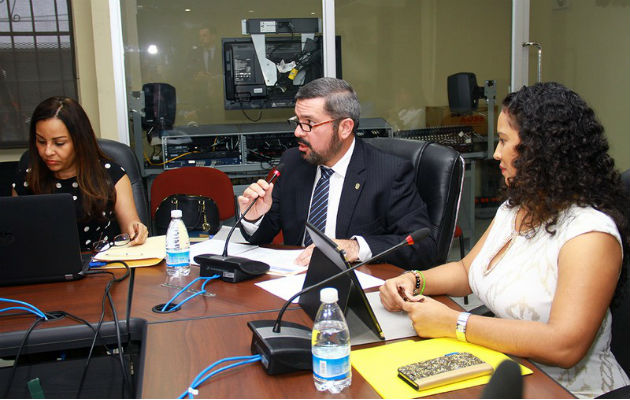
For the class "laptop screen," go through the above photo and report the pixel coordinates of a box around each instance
[0,193,85,286]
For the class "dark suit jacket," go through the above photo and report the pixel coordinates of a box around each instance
[241,138,437,268]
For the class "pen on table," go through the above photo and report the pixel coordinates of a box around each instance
[398,286,425,302]
[398,286,409,302]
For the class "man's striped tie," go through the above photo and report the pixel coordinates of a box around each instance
[304,166,334,246]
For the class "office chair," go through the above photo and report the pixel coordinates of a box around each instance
[367,138,464,267]
[18,139,151,229]
[98,139,151,228]
[150,166,236,225]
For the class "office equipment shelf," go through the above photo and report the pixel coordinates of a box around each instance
[133,118,392,194]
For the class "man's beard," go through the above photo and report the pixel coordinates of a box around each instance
[297,130,343,165]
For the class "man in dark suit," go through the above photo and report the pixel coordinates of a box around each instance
[238,78,436,268]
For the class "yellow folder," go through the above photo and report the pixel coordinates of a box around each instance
[351,338,532,398]
[92,235,166,268]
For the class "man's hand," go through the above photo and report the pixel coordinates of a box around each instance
[294,239,360,266]
[334,239,360,262]
[295,244,315,266]
[237,180,274,222]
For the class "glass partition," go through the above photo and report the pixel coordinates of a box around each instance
[120,0,513,243]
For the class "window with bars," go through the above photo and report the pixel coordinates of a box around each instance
[0,0,77,148]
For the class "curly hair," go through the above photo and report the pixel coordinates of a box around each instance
[501,82,629,302]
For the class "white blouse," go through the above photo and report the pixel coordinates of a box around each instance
[468,202,629,398]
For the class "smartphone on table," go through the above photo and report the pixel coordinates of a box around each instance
[397,352,493,391]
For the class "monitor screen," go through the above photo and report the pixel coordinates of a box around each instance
[222,35,341,110]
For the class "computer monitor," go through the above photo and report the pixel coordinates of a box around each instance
[222,35,342,110]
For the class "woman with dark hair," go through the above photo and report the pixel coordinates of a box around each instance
[11,96,148,251]
[380,82,629,398]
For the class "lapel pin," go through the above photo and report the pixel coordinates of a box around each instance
[355,183,360,190]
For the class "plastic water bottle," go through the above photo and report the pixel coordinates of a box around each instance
[165,209,190,276]
[312,287,352,393]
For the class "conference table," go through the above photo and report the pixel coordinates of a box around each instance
[0,258,574,399]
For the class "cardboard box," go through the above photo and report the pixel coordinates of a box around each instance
[425,105,497,135]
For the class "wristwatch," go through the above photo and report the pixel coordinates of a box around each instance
[456,312,471,342]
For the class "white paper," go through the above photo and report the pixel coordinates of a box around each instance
[255,271,385,303]
[210,225,246,242]
[365,291,417,340]
[238,247,307,275]
[189,238,256,264]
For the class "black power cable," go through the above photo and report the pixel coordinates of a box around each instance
[2,317,44,398]
[78,261,131,398]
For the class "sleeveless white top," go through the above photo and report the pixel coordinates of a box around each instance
[468,202,629,398]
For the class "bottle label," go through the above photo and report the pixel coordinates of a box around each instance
[166,249,190,268]
[312,354,350,381]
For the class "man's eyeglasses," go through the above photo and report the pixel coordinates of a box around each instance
[287,116,340,132]
[92,233,135,254]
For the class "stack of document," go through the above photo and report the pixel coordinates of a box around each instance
[189,226,308,276]
[92,235,166,268]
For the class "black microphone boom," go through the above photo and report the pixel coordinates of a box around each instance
[197,164,283,283]
[247,227,431,374]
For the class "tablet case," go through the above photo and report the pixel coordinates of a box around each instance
[299,222,385,342]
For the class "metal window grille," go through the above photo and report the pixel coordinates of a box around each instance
[0,0,77,148]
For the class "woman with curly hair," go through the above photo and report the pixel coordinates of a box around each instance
[11,96,148,251]
[380,82,629,398]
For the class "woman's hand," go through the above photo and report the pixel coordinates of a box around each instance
[379,272,419,312]
[402,296,459,339]
[127,221,148,246]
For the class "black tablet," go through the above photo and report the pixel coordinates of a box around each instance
[299,222,385,342]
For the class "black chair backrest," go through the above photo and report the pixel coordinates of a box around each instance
[18,139,150,230]
[367,138,464,266]
[610,168,630,377]
[98,139,150,228]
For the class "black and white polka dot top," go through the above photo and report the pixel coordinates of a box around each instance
[12,160,127,251]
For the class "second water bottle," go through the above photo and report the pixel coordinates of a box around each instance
[165,209,190,277]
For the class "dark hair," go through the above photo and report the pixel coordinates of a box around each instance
[27,96,115,221]
[295,77,361,133]
[501,82,629,301]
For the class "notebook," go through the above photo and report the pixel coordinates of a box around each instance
[0,193,89,286]
[299,222,386,344]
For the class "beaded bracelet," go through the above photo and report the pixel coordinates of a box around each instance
[409,270,426,296]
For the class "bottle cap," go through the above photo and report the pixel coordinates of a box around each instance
[320,287,338,303]
[171,209,183,218]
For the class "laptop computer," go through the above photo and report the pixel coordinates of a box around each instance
[0,193,90,286]
[299,222,386,344]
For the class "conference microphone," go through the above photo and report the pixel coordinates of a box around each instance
[480,359,523,398]
[247,227,431,375]
[196,164,283,283]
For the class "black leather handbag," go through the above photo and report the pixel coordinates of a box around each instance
[154,194,221,236]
